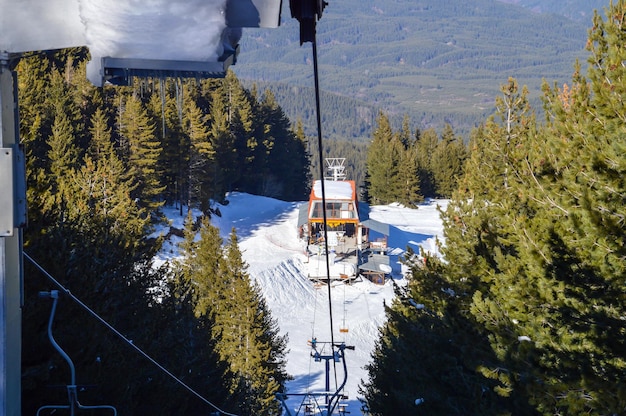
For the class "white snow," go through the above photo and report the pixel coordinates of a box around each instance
[312,180,354,200]
[156,193,447,415]
[80,0,228,84]
[1,0,247,86]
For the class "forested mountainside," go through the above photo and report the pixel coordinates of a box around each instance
[496,0,606,21]
[233,0,594,141]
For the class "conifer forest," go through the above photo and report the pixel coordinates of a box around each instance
[361,3,626,415]
[16,1,626,415]
[20,49,298,415]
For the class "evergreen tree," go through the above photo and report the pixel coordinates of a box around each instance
[118,93,165,211]
[427,33,624,415]
[361,252,512,415]
[397,114,414,148]
[183,92,214,212]
[366,111,400,204]
[228,73,257,190]
[74,107,147,242]
[208,86,237,201]
[147,80,187,208]
[257,88,308,198]
[180,215,225,318]
[44,107,80,217]
[177,220,289,414]
[414,128,438,198]
[431,124,467,197]
[20,55,170,415]
[396,136,423,206]
[367,111,425,205]
[219,229,289,415]
[19,48,306,415]
[364,39,625,411]
[443,78,546,410]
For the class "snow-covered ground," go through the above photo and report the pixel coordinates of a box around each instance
[155,193,447,415]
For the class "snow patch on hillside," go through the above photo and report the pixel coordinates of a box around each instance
[156,192,447,414]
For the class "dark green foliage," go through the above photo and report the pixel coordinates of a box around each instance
[366,111,402,204]
[146,80,188,208]
[430,125,467,198]
[361,252,525,416]
[254,89,311,200]
[414,128,438,198]
[240,80,379,142]
[365,113,466,203]
[118,93,166,211]
[176,220,290,415]
[363,3,625,414]
[20,53,310,210]
[19,49,301,415]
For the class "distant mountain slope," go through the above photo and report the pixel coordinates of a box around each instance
[233,0,593,139]
[496,0,606,22]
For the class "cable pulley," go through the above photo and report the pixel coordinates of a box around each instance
[290,0,328,44]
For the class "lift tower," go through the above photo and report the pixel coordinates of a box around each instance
[0,51,26,416]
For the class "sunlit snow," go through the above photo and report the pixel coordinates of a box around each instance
[155,192,447,414]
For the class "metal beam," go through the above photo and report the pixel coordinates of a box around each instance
[101,46,239,86]
[0,54,22,416]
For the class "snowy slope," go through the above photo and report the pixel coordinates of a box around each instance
[158,193,447,415]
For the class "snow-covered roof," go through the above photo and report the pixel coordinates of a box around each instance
[312,180,354,200]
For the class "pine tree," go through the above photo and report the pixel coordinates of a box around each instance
[20,53,170,415]
[219,228,289,415]
[366,111,400,204]
[361,252,512,415]
[44,107,80,218]
[434,32,626,414]
[73,107,147,245]
[257,89,296,198]
[147,80,187,208]
[176,220,289,415]
[513,3,626,410]
[180,215,225,318]
[431,124,467,197]
[20,49,298,416]
[183,92,214,212]
[414,128,438,198]
[227,71,259,194]
[443,78,547,410]
[397,134,423,206]
[208,86,237,201]
[118,93,165,212]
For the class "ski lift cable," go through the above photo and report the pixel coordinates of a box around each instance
[23,252,240,416]
[311,30,339,392]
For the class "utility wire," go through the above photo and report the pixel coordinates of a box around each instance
[23,252,240,416]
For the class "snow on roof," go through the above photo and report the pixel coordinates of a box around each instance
[312,180,354,200]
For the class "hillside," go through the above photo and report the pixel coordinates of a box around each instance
[232,0,597,140]
[155,193,448,415]
[496,0,606,21]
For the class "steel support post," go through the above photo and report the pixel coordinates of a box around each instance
[0,53,22,416]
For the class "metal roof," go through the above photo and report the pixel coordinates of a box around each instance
[297,204,309,228]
